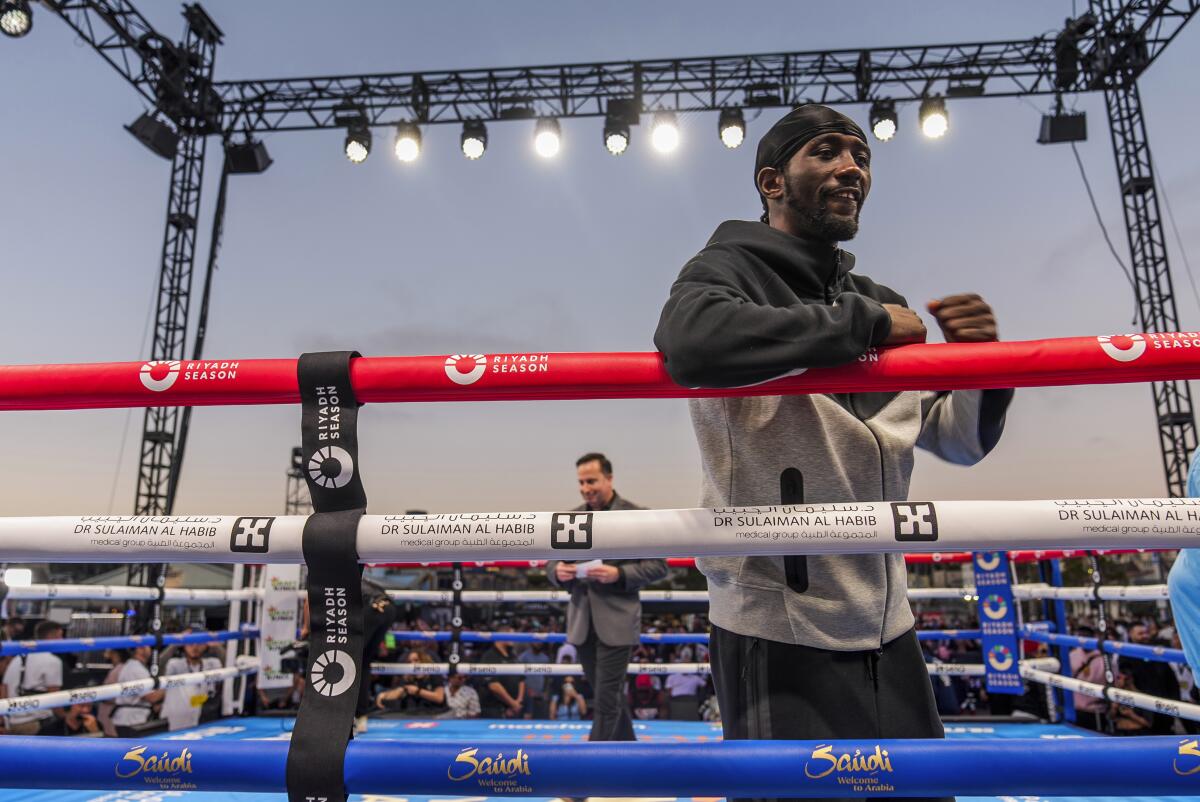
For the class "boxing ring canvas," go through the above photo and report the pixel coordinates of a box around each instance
[1,716,1191,802]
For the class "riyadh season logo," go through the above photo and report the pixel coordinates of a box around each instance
[307,446,354,489]
[981,593,1009,621]
[311,649,357,697]
[987,644,1015,672]
[140,360,181,392]
[445,354,487,385]
[1097,334,1146,363]
[974,552,1002,572]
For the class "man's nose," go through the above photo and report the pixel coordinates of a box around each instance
[833,156,864,181]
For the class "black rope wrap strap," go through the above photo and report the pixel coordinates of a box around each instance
[286,351,367,802]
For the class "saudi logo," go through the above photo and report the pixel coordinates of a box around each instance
[307,446,354,489]
[311,649,356,697]
[974,552,1002,572]
[139,360,180,392]
[987,644,1015,672]
[445,354,487,385]
[981,593,1008,620]
[1097,334,1146,363]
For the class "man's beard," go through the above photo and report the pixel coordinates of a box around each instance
[785,184,861,242]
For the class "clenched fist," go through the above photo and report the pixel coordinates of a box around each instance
[927,294,999,343]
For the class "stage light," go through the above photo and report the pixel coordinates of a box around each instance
[718,108,745,149]
[393,122,421,163]
[0,0,32,38]
[344,125,371,163]
[534,117,561,158]
[869,100,897,142]
[651,111,680,153]
[461,120,487,160]
[2,567,32,587]
[919,96,948,139]
[604,117,630,156]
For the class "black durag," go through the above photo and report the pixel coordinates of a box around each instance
[754,104,868,186]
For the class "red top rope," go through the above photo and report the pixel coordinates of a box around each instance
[1,332,1197,411]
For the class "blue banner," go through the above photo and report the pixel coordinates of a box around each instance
[973,550,1022,695]
[2,735,1200,797]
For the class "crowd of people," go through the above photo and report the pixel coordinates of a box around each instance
[919,613,1197,736]
[0,617,226,737]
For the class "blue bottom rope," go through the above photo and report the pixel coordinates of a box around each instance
[1,736,1199,797]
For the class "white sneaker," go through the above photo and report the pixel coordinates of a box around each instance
[354,715,368,734]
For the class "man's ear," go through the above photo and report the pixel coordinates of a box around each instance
[757,166,784,201]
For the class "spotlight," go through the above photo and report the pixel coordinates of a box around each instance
[869,100,898,142]
[2,567,32,587]
[344,124,371,163]
[461,120,487,160]
[651,111,680,153]
[718,108,745,149]
[919,96,948,139]
[604,118,630,156]
[393,122,421,163]
[534,117,561,159]
[0,0,31,38]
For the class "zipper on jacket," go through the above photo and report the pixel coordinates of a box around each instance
[823,250,842,304]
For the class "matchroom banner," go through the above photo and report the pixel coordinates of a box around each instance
[974,551,1022,695]
[259,564,302,690]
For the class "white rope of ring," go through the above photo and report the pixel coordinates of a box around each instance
[4,499,1199,563]
[0,658,259,716]
[1023,666,1200,723]
[369,658,1060,678]
[4,582,1172,604]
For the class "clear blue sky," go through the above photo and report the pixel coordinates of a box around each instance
[1,2,1198,516]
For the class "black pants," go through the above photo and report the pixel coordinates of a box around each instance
[711,625,951,802]
[356,598,399,717]
[577,628,635,741]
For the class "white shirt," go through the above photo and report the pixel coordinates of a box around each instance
[161,655,222,731]
[2,652,63,724]
[111,659,153,727]
[444,683,481,719]
[665,673,706,697]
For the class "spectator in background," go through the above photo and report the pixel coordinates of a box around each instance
[1,618,26,641]
[517,642,551,719]
[62,701,102,737]
[479,625,525,718]
[440,672,482,719]
[111,645,164,735]
[162,635,223,731]
[1121,623,1180,734]
[1,620,66,735]
[1110,671,1152,735]
[96,648,127,737]
[1162,625,1200,734]
[1068,625,1108,732]
[665,670,707,721]
[630,674,664,720]
[550,675,587,721]
[374,651,444,715]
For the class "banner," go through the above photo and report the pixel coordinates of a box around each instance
[259,564,301,690]
[973,551,1022,695]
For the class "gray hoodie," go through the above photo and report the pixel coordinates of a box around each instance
[654,220,1012,651]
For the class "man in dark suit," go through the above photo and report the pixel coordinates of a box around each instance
[547,452,668,741]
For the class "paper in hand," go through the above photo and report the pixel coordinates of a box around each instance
[575,559,604,578]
